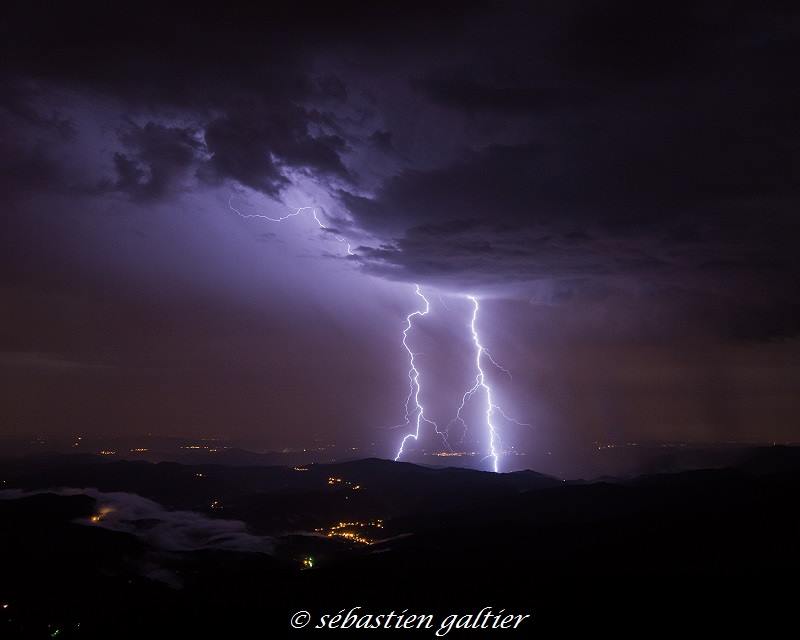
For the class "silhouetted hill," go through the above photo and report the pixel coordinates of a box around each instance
[1,449,799,637]
[0,455,559,532]
[733,444,800,474]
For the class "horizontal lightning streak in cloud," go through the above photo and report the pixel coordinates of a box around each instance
[228,195,354,255]
[227,195,450,462]
[228,195,524,467]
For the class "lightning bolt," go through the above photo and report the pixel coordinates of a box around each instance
[228,195,354,255]
[228,195,450,462]
[394,284,446,461]
[227,195,526,468]
[450,296,529,473]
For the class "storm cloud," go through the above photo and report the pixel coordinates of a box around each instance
[2,1,799,467]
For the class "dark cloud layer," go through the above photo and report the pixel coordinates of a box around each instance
[1,1,481,201]
[105,122,203,201]
[5,2,795,317]
[343,2,799,338]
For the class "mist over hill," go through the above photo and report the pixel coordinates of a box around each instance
[2,448,799,637]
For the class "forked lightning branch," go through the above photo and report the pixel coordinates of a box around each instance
[230,198,527,471]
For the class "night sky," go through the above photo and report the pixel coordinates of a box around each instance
[2,2,799,473]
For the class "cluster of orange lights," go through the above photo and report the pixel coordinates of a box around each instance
[329,530,372,544]
[430,451,472,457]
[181,444,222,452]
[89,507,113,523]
[594,441,640,450]
[314,519,384,545]
[327,477,362,491]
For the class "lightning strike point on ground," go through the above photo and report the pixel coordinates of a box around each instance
[394,285,444,461]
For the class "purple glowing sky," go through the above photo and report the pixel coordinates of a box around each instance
[2,2,799,475]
